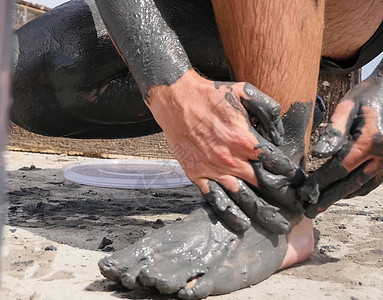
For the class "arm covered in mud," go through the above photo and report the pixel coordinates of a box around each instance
[299,58,383,218]
[95,0,304,234]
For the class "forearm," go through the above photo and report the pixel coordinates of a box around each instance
[94,0,192,101]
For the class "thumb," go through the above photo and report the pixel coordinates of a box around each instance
[313,99,358,158]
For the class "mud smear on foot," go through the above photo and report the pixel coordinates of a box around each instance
[99,206,287,298]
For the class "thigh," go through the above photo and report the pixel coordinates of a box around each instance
[12,0,230,138]
[322,0,383,61]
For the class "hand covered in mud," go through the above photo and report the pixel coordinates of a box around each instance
[299,61,383,218]
[147,70,304,234]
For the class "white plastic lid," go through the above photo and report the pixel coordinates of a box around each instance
[62,159,192,189]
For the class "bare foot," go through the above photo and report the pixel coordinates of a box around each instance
[99,206,289,299]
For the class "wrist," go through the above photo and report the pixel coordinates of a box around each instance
[146,69,208,109]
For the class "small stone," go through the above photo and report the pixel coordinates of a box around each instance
[356,211,368,216]
[152,218,165,229]
[98,237,113,249]
[44,245,57,251]
[102,246,115,252]
[320,245,336,253]
[338,224,347,229]
[19,165,41,171]
[334,202,349,207]
[176,217,182,221]
[9,228,17,233]
[350,297,360,300]
[371,216,383,222]
[29,292,46,300]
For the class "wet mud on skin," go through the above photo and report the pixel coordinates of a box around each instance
[95,100,316,297]
[279,101,314,168]
[95,0,192,100]
[99,207,286,299]
[201,82,305,235]
[4,151,383,299]
[12,0,229,138]
[299,61,383,218]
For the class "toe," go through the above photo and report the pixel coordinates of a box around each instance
[98,256,121,282]
[120,259,149,289]
[178,275,214,300]
[139,259,206,295]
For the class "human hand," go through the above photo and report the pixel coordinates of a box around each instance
[148,70,304,233]
[299,64,383,218]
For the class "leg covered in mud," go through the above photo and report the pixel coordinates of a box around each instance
[99,0,325,297]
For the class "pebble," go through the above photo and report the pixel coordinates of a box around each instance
[44,245,57,251]
[98,237,113,249]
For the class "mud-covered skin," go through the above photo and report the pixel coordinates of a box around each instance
[12,0,229,138]
[279,102,314,168]
[94,0,192,100]
[190,81,305,234]
[13,0,305,234]
[98,98,310,298]
[12,0,325,139]
[299,59,383,218]
[94,0,303,234]
[99,206,287,299]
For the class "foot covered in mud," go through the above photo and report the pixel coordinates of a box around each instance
[99,206,287,299]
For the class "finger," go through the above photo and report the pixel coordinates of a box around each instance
[313,99,358,158]
[298,139,366,204]
[222,178,291,234]
[202,180,251,233]
[250,162,303,213]
[251,130,305,186]
[344,175,382,198]
[304,163,375,218]
[298,140,353,204]
[240,82,284,146]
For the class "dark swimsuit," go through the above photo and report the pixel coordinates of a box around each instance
[320,22,383,74]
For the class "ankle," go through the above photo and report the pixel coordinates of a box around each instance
[280,217,314,269]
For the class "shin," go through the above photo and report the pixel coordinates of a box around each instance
[211,0,326,265]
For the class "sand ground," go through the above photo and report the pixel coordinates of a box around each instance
[1,151,382,300]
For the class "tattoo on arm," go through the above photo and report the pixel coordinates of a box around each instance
[95,0,192,100]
